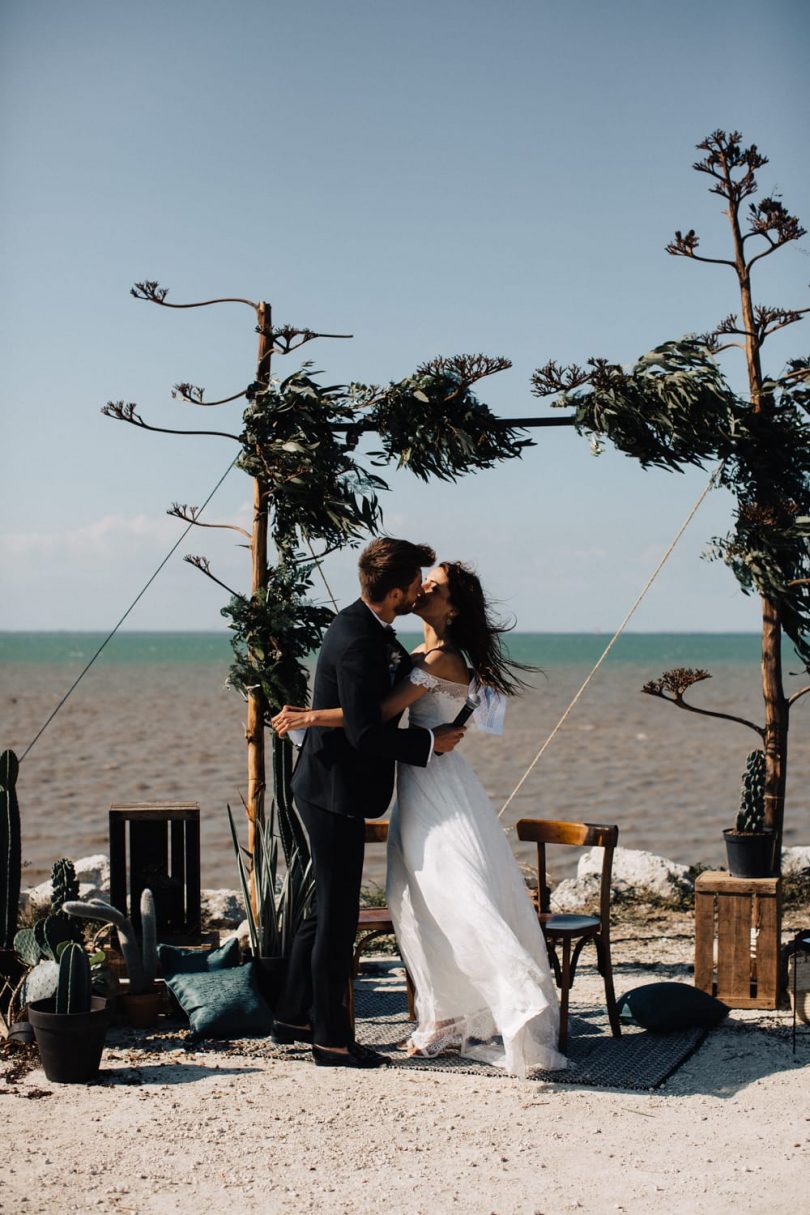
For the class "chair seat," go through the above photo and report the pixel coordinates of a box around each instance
[541,913,601,937]
[357,907,394,932]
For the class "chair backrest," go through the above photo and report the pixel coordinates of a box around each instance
[516,817,619,922]
[365,821,389,845]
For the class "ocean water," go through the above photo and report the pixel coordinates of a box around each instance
[2,631,807,889]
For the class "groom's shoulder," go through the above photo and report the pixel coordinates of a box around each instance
[325,598,374,642]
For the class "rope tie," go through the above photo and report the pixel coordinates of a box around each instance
[21,458,238,761]
[497,464,723,821]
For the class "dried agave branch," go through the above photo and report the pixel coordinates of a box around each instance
[168,503,250,539]
[101,399,240,441]
[530,360,592,398]
[416,354,512,388]
[101,400,144,425]
[131,280,259,310]
[642,667,764,736]
[754,305,810,342]
[172,382,249,407]
[183,554,238,596]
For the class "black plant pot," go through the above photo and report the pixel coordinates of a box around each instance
[8,1020,35,1046]
[723,829,776,879]
[254,956,287,1009]
[28,996,110,1084]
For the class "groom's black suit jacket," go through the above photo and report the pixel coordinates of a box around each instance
[291,598,432,818]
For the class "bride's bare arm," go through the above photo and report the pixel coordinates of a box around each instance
[271,705,343,735]
[271,663,433,736]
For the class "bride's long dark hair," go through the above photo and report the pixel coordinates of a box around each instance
[440,561,534,697]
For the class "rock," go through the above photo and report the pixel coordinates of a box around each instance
[221,919,251,950]
[782,846,810,876]
[20,853,111,916]
[549,847,694,911]
[201,889,245,928]
[550,874,602,912]
[73,854,111,901]
[578,846,693,901]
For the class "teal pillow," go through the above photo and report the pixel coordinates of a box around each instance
[166,964,273,1038]
[618,982,728,1032]
[158,936,240,976]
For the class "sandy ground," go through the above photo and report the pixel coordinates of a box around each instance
[3,913,809,1215]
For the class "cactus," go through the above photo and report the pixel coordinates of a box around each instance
[0,749,22,950]
[22,958,59,1005]
[140,889,157,988]
[50,858,84,943]
[736,749,766,832]
[50,858,80,913]
[13,927,41,967]
[55,942,92,1015]
[62,896,150,994]
[15,912,74,967]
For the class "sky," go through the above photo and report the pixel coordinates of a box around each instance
[1,0,808,632]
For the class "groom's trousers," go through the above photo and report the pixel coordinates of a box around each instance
[274,798,366,1048]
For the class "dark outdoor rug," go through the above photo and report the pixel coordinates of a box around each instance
[343,974,707,1091]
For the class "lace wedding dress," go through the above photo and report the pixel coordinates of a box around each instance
[386,669,567,1077]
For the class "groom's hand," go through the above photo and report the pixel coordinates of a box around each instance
[432,724,466,753]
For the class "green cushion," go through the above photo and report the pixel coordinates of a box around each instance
[618,982,729,1032]
[166,965,273,1039]
[158,936,240,976]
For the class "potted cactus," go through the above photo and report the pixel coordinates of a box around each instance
[27,941,110,1082]
[0,750,24,1032]
[723,750,776,878]
[64,889,160,1026]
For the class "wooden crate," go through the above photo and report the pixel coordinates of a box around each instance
[109,802,201,944]
[694,871,782,1009]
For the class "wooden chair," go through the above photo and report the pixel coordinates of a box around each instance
[347,821,416,1033]
[516,818,621,1052]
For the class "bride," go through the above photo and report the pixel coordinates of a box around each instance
[272,561,566,1077]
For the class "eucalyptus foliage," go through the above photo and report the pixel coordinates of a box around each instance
[365,366,532,482]
[221,558,334,713]
[546,339,810,664]
[547,340,738,471]
[237,366,387,553]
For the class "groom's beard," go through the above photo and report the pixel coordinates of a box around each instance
[394,600,419,616]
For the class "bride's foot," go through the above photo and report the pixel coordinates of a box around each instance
[405,1019,463,1057]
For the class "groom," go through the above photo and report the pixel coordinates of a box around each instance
[273,537,465,1068]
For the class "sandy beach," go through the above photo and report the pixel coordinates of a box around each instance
[3,907,809,1215]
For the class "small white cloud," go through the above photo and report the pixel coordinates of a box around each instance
[0,513,179,558]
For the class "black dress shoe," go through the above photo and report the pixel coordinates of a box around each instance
[312,1044,389,1069]
[271,1021,314,1046]
[348,1041,390,1065]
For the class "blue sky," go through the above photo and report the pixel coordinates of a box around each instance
[1,0,808,631]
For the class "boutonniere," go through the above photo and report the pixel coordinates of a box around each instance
[387,643,403,673]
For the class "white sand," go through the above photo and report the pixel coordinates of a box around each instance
[4,916,809,1215]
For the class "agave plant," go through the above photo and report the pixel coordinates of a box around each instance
[228,737,314,959]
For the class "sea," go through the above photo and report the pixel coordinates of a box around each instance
[2,631,808,890]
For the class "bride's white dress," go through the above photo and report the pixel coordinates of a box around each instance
[386,669,567,1077]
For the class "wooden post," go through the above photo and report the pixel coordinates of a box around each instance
[245,303,272,912]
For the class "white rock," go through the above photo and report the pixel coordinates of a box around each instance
[20,853,111,916]
[782,846,810,876]
[201,889,245,928]
[577,846,693,899]
[221,919,251,949]
[73,854,111,901]
[550,874,602,912]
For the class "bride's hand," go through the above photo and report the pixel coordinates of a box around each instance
[271,705,314,735]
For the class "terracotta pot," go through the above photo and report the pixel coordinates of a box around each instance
[118,988,162,1027]
[28,997,110,1083]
